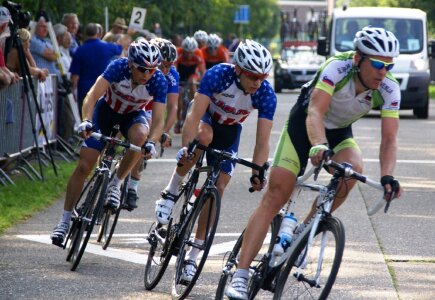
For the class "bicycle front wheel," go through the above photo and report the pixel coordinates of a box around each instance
[215,215,279,300]
[172,188,221,300]
[273,216,345,300]
[70,172,110,271]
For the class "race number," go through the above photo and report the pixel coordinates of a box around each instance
[129,7,147,30]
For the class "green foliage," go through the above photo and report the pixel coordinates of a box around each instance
[0,162,75,234]
[14,0,280,40]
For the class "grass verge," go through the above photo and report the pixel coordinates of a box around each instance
[430,84,435,100]
[0,161,75,234]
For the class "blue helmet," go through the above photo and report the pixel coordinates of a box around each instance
[128,40,161,68]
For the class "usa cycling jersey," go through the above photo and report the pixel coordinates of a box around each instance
[102,57,167,114]
[166,66,180,94]
[198,63,276,125]
[144,65,179,112]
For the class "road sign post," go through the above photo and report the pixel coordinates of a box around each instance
[234,5,249,38]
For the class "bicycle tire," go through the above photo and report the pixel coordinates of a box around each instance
[273,216,345,300]
[144,220,174,290]
[171,188,221,300]
[215,215,279,300]
[70,172,110,271]
[98,174,129,249]
[66,172,100,262]
[144,169,200,291]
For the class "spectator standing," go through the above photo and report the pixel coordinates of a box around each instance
[0,6,19,87]
[70,22,123,119]
[103,17,128,42]
[53,23,72,78]
[29,16,60,78]
[61,13,80,56]
[6,28,48,82]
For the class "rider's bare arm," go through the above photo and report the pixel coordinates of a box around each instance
[148,102,166,143]
[379,116,403,198]
[306,88,331,146]
[81,75,110,121]
[181,92,210,147]
[252,117,273,169]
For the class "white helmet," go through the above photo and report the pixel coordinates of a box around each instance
[233,39,273,74]
[353,26,399,57]
[193,30,208,43]
[207,33,222,49]
[182,36,198,52]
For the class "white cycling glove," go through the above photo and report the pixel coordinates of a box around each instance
[77,120,93,134]
[145,141,157,158]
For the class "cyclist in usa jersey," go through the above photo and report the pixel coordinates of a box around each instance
[126,38,179,209]
[226,26,404,299]
[50,40,167,246]
[155,40,276,282]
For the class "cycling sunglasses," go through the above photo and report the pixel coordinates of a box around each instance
[369,58,395,71]
[133,64,158,74]
[240,69,269,81]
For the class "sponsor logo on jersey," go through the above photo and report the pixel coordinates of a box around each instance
[380,82,393,94]
[221,92,235,98]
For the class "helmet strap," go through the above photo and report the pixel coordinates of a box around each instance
[355,52,371,91]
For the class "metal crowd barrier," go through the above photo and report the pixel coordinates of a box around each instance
[0,75,68,185]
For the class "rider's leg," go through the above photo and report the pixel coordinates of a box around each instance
[186,172,230,262]
[238,166,297,270]
[64,147,100,212]
[116,123,148,180]
[163,122,213,194]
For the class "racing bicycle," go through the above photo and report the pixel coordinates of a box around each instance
[144,139,268,299]
[216,157,395,299]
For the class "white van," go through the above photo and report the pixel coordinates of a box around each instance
[317,7,431,119]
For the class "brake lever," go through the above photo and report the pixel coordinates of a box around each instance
[384,191,395,213]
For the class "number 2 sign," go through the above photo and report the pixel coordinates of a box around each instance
[129,7,147,30]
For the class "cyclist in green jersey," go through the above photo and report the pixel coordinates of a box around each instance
[225,26,404,300]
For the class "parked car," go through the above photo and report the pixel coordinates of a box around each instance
[274,45,325,93]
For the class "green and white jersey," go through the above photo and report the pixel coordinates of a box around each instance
[296,51,401,129]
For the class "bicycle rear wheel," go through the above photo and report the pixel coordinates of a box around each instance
[97,175,129,249]
[172,188,220,300]
[144,221,174,290]
[215,215,279,300]
[70,172,110,271]
[273,216,345,300]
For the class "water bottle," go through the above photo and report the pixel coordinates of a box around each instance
[272,212,298,256]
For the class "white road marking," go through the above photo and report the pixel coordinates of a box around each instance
[17,233,253,265]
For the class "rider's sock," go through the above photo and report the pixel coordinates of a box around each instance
[165,170,184,195]
[234,268,249,279]
[128,177,140,192]
[111,174,123,188]
[60,210,72,224]
[185,238,204,261]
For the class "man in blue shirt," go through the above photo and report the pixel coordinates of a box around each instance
[70,23,123,119]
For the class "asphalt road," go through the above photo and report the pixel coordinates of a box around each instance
[1,88,435,300]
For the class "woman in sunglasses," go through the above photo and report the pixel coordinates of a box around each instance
[50,40,168,246]
[225,26,404,299]
[154,39,276,283]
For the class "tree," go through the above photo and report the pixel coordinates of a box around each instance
[14,0,280,41]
